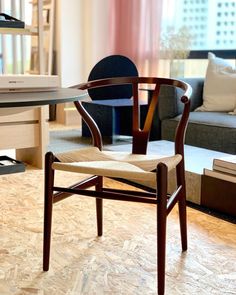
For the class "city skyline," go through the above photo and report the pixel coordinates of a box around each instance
[162,0,236,50]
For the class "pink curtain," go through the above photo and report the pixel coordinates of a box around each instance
[108,0,163,76]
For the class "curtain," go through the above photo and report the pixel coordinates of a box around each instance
[58,0,165,85]
[108,0,163,76]
[75,0,111,82]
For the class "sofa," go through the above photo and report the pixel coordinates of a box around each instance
[158,77,236,154]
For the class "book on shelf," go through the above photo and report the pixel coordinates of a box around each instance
[213,155,236,174]
[0,75,60,92]
[203,168,236,183]
[213,164,236,176]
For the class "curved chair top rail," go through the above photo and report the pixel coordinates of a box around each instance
[87,55,138,101]
[75,76,192,155]
[81,76,191,104]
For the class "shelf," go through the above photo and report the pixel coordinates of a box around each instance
[31,24,50,30]
[0,0,54,74]
[0,156,25,175]
[31,0,51,4]
[0,25,38,35]
[30,0,55,75]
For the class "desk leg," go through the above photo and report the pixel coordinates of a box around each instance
[16,107,49,169]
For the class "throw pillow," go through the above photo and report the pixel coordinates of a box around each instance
[196,52,236,113]
[229,109,236,115]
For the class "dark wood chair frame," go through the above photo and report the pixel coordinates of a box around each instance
[43,77,191,295]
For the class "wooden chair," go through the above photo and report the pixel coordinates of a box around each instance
[43,76,192,295]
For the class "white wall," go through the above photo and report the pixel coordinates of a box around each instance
[56,0,82,87]
[56,0,110,87]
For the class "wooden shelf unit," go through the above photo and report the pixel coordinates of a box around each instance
[0,26,38,35]
[30,0,55,75]
[0,0,55,168]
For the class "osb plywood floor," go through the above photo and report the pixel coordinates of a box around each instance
[0,167,235,295]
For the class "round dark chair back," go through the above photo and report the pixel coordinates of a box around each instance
[88,55,138,100]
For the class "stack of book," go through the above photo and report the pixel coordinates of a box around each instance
[204,156,236,183]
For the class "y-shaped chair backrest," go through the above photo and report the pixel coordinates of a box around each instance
[75,77,191,156]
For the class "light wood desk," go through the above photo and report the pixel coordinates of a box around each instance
[0,88,85,168]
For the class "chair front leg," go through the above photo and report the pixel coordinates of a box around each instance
[176,162,187,251]
[43,152,55,271]
[157,163,168,295]
[96,176,103,236]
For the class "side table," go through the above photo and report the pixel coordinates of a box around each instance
[201,175,236,216]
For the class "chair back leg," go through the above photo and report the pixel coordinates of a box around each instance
[176,163,188,251]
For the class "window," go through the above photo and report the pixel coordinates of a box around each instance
[162,0,236,51]
[161,0,236,78]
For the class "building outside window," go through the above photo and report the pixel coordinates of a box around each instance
[163,0,236,50]
[161,0,236,77]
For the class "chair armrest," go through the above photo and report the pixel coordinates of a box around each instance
[74,101,103,150]
[181,78,204,111]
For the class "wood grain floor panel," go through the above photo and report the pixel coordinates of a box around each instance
[0,167,235,294]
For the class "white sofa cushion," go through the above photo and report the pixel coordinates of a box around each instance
[196,52,236,113]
